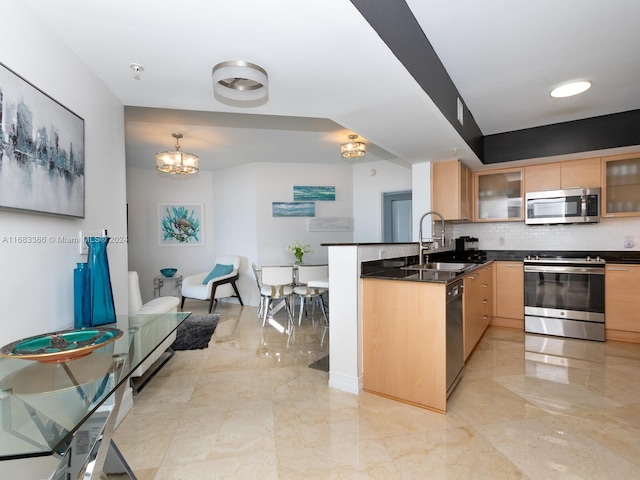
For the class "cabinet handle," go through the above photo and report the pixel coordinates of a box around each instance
[505,264,521,268]
[482,284,488,288]
[482,299,488,304]
[482,314,489,320]
[607,267,630,271]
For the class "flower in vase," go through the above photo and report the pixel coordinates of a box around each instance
[287,241,313,264]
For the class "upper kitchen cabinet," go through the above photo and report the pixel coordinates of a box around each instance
[474,167,523,222]
[524,158,601,193]
[602,153,640,217]
[432,160,471,221]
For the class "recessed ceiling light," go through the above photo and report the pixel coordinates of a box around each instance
[550,80,592,98]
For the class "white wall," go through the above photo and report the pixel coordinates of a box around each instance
[126,167,215,302]
[127,161,357,307]
[352,160,412,242]
[0,0,128,346]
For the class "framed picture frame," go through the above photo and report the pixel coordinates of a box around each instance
[272,201,315,217]
[158,203,204,246]
[0,62,85,218]
[293,185,336,201]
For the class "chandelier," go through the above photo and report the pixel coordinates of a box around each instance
[341,134,366,159]
[156,133,199,175]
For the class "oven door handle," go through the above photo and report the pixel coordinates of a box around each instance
[524,265,604,275]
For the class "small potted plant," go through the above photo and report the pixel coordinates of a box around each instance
[287,241,313,264]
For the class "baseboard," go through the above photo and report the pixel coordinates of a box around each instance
[606,329,640,344]
[491,316,524,329]
[328,371,362,395]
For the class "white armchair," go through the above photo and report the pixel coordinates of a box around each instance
[180,255,244,313]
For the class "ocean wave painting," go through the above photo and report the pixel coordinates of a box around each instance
[293,186,335,201]
[272,202,315,217]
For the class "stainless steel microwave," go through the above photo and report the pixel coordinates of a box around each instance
[525,187,600,225]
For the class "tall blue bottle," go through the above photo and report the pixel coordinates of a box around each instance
[86,236,116,326]
[73,262,91,329]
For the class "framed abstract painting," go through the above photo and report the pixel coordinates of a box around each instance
[0,62,85,217]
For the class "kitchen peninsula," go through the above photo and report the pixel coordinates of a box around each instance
[325,242,640,413]
[324,241,486,408]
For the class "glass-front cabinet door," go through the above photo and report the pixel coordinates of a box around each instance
[603,153,640,217]
[474,168,523,221]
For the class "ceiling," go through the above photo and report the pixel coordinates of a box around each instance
[24,0,640,172]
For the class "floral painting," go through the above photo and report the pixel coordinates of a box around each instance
[158,203,204,246]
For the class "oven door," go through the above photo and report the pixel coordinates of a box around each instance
[524,264,605,322]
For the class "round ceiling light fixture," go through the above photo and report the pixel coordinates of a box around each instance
[212,61,268,101]
[341,134,367,160]
[550,80,592,98]
[155,133,199,175]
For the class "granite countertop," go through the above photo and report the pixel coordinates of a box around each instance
[360,255,484,284]
[360,249,640,283]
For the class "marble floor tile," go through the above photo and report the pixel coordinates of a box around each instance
[114,302,640,478]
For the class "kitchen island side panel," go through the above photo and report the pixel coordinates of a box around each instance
[363,278,447,412]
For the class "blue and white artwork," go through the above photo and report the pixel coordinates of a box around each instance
[293,185,336,201]
[272,202,315,217]
[0,62,85,217]
[158,203,204,246]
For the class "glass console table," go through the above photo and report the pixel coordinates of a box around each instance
[0,312,190,479]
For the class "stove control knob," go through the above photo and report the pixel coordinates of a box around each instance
[535,255,539,261]
[587,256,591,261]
[596,256,601,262]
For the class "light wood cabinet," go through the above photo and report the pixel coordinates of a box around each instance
[463,263,493,361]
[474,168,523,221]
[524,158,601,193]
[605,264,640,342]
[561,157,601,189]
[524,163,561,192]
[432,159,471,221]
[602,153,640,217]
[363,278,448,412]
[493,261,524,328]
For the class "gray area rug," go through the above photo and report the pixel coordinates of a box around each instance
[171,314,220,350]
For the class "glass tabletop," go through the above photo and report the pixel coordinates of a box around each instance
[0,312,190,461]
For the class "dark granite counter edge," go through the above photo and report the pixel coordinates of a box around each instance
[322,243,640,264]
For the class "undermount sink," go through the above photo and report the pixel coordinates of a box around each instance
[402,262,475,272]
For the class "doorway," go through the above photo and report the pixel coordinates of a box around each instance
[383,191,412,242]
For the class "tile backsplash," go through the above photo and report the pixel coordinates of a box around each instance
[452,216,639,252]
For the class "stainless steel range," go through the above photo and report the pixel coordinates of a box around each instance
[524,255,605,341]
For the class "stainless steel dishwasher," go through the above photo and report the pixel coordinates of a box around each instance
[446,279,464,398]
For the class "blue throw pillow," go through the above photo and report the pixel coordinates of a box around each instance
[202,264,234,284]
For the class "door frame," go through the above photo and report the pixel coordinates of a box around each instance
[382,190,412,242]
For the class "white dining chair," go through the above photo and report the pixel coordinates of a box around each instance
[256,265,295,328]
[293,264,329,328]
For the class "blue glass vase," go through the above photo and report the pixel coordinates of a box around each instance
[86,236,116,326]
[73,262,91,329]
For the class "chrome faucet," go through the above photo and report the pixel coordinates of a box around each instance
[418,211,446,265]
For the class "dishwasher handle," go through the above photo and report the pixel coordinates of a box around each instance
[447,280,463,302]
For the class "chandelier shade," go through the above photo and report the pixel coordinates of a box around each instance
[341,134,366,159]
[212,60,268,101]
[156,133,199,175]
